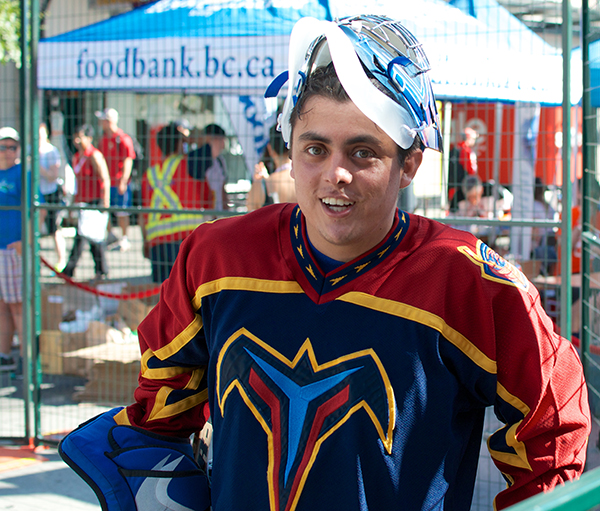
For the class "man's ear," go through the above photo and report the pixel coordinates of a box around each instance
[400,150,423,189]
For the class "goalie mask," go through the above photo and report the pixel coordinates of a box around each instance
[265,15,442,152]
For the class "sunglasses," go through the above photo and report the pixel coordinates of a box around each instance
[0,144,17,152]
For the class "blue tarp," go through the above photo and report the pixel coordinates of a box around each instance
[38,0,573,104]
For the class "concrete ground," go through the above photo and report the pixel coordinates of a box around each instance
[0,407,598,510]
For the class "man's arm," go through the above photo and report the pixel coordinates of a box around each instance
[40,149,61,183]
[489,290,590,509]
[58,228,211,511]
[119,157,133,195]
[119,230,209,436]
[90,151,111,208]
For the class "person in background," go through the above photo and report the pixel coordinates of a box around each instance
[62,124,110,281]
[188,123,229,213]
[448,127,479,212]
[140,122,213,283]
[0,127,23,372]
[95,107,136,252]
[173,118,193,154]
[532,177,558,275]
[246,124,295,212]
[59,15,590,511]
[38,122,67,271]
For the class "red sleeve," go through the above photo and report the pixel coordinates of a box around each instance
[120,132,137,160]
[478,268,591,508]
[124,231,209,437]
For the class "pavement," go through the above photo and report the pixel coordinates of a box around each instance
[0,412,598,510]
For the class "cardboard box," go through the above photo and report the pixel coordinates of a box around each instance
[62,326,111,377]
[39,330,63,375]
[41,288,64,331]
[72,360,141,405]
[117,299,154,331]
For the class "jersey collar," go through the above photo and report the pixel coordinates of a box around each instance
[289,205,410,296]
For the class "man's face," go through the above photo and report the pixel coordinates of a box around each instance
[290,96,421,262]
[211,135,226,156]
[0,138,20,170]
[73,132,91,151]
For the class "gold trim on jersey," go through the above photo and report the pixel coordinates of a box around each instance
[147,368,209,422]
[487,421,533,471]
[153,314,204,361]
[191,277,304,310]
[141,349,195,379]
[114,408,132,426]
[336,291,497,374]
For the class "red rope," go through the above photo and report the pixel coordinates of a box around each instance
[40,256,160,300]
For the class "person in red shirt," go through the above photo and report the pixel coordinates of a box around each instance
[63,124,111,280]
[95,107,136,251]
[448,127,479,212]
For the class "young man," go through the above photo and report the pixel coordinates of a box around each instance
[95,107,136,251]
[59,15,590,511]
[0,127,23,371]
[62,124,111,281]
[140,123,213,283]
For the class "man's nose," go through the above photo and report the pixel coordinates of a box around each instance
[325,155,353,185]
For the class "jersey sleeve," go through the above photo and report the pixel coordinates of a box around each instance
[488,279,590,509]
[120,231,209,437]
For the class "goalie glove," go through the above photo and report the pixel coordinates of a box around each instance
[59,407,210,511]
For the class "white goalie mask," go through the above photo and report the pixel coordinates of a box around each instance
[265,15,442,152]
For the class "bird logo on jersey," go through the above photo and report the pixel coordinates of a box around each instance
[216,328,395,511]
[459,240,529,291]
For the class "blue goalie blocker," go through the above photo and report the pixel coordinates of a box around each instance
[58,407,210,511]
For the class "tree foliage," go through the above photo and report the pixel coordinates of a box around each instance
[0,0,20,67]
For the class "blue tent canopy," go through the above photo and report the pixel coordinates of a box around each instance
[573,41,600,107]
[38,0,571,104]
[449,0,582,105]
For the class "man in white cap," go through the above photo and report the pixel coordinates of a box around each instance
[95,107,136,251]
[0,127,23,372]
[60,15,590,511]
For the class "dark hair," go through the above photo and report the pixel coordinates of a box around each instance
[74,124,94,138]
[289,63,422,167]
[203,123,226,137]
[462,174,483,196]
[269,124,289,157]
[156,123,180,157]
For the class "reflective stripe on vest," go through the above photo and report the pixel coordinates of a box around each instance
[145,155,204,242]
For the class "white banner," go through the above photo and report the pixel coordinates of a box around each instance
[39,36,289,94]
[222,95,278,174]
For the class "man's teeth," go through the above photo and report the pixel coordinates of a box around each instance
[322,198,353,207]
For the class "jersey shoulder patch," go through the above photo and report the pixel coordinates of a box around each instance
[458,240,529,291]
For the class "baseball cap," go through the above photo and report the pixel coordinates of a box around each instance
[174,118,193,132]
[0,127,20,142]
[95,108,119,123]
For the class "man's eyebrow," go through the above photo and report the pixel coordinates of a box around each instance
[297,131,331,144]
[296,132,383,147]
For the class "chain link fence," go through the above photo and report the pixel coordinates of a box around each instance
[1,0,597,509]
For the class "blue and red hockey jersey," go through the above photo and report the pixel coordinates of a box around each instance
[118,203,590,511]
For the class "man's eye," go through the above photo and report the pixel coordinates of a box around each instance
[354,149,373,159]
[307,146,324,156]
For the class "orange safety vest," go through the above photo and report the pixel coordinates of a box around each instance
[142,155,213,246]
